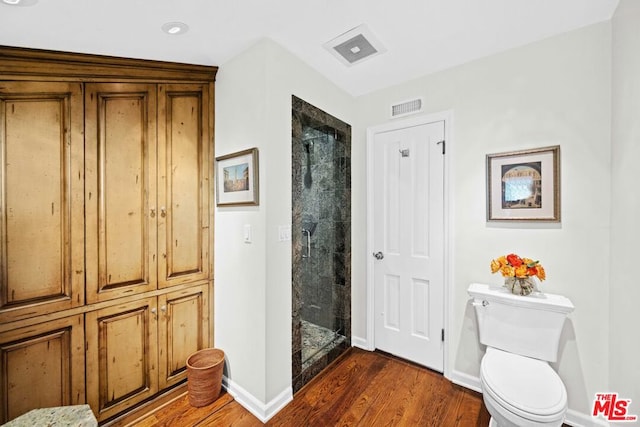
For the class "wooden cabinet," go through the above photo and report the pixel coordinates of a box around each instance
[157,84,211,289]
[158,284,210,389]
[86,297,159,421]
[0,315,85,422]
[0,46,216,425]
[84,83,211,304]
[85,285,209,422]
[0,81,85,323]
[85,83,159,303]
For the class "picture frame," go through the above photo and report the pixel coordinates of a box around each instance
[215,148,259,206]
[486,145,560,222]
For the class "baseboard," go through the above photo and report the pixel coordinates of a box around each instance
[222,375,292,423]
[447,368,482,393]
[351,335,372,351]
[564,409,611,427]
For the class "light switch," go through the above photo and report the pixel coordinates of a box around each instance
[243,224,252,243]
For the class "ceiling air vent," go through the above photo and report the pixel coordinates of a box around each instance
[391,98,423,118]
[323,24,386,67]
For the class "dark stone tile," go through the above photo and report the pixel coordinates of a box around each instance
[291,95,352,393]
[319,195,334,221]
[334,254,345,286]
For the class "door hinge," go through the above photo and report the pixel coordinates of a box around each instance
[436,140,445,155]
[441,328,445,342]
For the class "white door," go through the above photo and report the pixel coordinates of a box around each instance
[372,120,445,371]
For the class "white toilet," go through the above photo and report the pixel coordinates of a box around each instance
[468,283,574,427]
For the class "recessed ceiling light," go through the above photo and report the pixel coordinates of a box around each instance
[161,22,189,35]
[2,0,38,6]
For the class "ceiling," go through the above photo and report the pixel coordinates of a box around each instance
[0,0,619,96]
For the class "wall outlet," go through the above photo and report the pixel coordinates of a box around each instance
[278,225,291,241]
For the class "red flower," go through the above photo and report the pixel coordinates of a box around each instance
[506,253,523,267]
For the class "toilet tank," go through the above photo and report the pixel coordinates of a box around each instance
[468,283,574,362]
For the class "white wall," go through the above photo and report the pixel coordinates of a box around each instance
[611,0,640,412]
[355,22,612,424]
[215,43,269,406]
[216,15,640,426]
[214,38,356,420]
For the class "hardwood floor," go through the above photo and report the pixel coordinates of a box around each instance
[134,348,491,426]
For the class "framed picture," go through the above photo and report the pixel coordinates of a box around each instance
[215,148,259,206]
[486,145,560,222]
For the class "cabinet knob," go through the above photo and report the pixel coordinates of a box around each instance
[150,208,156,218]
[160,207,166,218]
[151,307,157,314]
[160,305,166,312]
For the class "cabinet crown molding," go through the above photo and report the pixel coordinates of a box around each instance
[0,45,218,82]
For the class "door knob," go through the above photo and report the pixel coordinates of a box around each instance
[373,251,384,260]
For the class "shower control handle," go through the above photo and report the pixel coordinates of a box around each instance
[302,229,311,258]
[373,251,384,260]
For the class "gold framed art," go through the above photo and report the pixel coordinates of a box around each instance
[215,148,259,206]
[486,145,560,222]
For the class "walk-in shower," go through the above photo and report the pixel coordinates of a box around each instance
[292,96,351,392]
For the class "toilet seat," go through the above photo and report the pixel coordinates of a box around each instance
[481,348,567,423]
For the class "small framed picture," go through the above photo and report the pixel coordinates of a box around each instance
[486,145,560,222]
[215,148,259,206]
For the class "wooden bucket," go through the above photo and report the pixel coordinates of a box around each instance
[186,348,225,407]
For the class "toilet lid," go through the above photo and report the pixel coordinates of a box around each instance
[481,348,567,422]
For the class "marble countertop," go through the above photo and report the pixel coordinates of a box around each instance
[2,405,97,427]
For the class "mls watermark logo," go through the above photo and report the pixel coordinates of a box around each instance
[592,393,637,422]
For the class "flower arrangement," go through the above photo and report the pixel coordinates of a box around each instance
[490,253,546,281]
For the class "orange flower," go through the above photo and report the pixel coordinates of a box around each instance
[490,259,502,273]
[490,253,546,281]
[506,253,523,267]
[501,265,515,277]
[514,265,528,277]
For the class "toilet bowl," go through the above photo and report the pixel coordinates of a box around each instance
[480,348,567,427]
[467,283,574,427]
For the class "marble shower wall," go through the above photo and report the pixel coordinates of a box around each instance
[291,95,351,393]
[300,129,348,330]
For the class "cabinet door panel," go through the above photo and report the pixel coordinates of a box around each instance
[158,84,210,288]
[158,284,210,389]
[85,84,157,303]
[0,82,84,322]
[86,297,158,422]
[0,314,85,423]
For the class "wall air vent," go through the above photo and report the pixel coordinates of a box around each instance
[390,98,423,118]
[323,24,386,67]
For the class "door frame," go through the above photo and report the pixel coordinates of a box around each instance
[365,109,454,378]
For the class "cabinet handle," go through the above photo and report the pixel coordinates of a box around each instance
[150,208,156,218]
[160,207,166,218]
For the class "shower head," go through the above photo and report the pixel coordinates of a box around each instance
[303,139,314,154]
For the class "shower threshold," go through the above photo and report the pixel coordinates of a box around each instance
[302,320,346,371]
